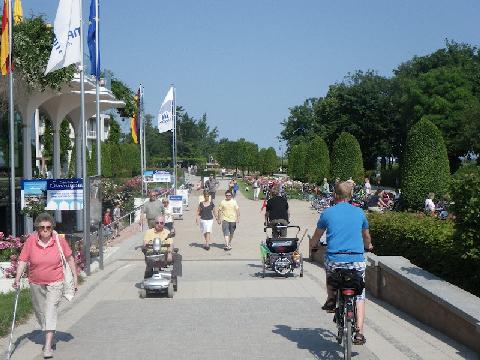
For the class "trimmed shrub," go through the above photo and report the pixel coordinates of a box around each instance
[451,165,480,253]
[288,143,307,182]
[305,136,330,184]
[330,132,364,183]
[401,119,450,210]
[368,212,479,296]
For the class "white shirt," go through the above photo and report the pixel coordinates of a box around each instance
[425,198,435,212]
[364,182,372,195]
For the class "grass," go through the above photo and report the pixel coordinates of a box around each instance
[237,179,266,201]
[0,289,33,337]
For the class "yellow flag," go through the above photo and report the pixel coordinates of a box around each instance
[13,0,23,24]
[1,0,10,76]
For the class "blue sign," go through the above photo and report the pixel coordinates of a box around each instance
[21,178,84,211]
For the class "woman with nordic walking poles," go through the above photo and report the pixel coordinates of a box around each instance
[12,212,78,359]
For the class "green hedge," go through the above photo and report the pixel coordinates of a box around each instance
[401,119,450,210]
[368,212,480,296]
[331,132,364,183]
[451,165,480,253]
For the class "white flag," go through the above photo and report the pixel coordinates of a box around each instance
[157,87,175,133]
[45,0,82,74]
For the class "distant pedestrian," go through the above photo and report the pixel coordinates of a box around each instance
[205,175,219,200]
[13,213,78,359]
[232,179,239,198]
[103,208,113,237]
[217,190,240,250]
[253,176,260,200]
[364,178,372,196]
[162,197,175,233]
[221,168,226,178]
[142,190,165,229]
[113,204,121,237]
[196,193,218,250]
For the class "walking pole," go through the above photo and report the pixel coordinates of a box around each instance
[6,287,21,360]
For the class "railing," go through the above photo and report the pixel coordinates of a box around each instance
[87,130,96,138]
[89,202,145,271]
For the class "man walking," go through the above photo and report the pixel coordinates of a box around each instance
[309,182,373,345]
[205,175,219,200]
[217,190,240,251]
[142,190,165,229]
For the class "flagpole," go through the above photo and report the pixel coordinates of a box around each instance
[8,0,15,236]
[95,0,101,176]
[172,85,177,195]
[139,84,145,196]
[79,0,91,275]
[142,85,146,181]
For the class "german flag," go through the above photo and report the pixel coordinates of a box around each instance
[130,88,141,144]
[1,0,10,76]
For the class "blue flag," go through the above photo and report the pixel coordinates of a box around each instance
[87,0,100,78]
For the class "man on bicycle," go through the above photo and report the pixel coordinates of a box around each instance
[309,181,373,345]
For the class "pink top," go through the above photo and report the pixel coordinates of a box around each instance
[18,231,73,285]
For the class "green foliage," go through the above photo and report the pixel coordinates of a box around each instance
[68,143,76,178]
[0,289,33,337]
[60,120,72,166]
[107,117,121,145]
[110,78,135,118]
[401,119,450,210]
[288,143,307,181]
[259,147,277,175]
[330,132,364,182]
[450,165,480,255]
[13,16,75,90]
[88,144,97,176]
[380,165,400,188]
[305,136,330,183]
[368,212,479,296]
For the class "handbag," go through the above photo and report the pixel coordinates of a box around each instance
[55,234,76,301]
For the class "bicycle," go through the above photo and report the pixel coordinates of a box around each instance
[328,268,364,360]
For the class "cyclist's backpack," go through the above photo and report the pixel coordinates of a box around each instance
[327,269,365,294]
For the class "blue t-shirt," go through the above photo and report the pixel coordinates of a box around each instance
[317,202,368,263]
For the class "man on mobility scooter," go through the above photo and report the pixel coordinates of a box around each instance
[140,215,180,298]
[309,181,373,345]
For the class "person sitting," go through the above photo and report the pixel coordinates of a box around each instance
[424,193,436,216]
[367,189,386,212]
[265,187,289,237]
[143,215,173,270]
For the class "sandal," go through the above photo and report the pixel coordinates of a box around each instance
[353,332,366,345]
[321,298,336,312]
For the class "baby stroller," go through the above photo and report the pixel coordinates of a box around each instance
[138,238,180,298]
[260,223,304,278]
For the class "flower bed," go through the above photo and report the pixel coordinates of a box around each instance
[0,233,25,279]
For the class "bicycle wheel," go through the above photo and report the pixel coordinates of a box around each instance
[343,315,352,360]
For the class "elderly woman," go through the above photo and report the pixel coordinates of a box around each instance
[13,212,78,359]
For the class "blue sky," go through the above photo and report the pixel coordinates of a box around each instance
[20,0,480,150]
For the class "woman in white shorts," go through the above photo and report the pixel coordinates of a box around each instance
[196,193,217,250]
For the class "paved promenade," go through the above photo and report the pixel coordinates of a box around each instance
[1,177,476,359]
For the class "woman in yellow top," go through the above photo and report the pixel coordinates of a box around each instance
[217,190,240,251]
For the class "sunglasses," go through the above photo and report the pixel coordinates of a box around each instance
[155,221,165,225]
[37,225,52,231]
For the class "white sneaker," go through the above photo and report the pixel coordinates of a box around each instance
[43,348,54,359]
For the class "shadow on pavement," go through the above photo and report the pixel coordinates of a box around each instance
[272,324,358,360]
[188,242,225,250]
[10,330,74,357]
